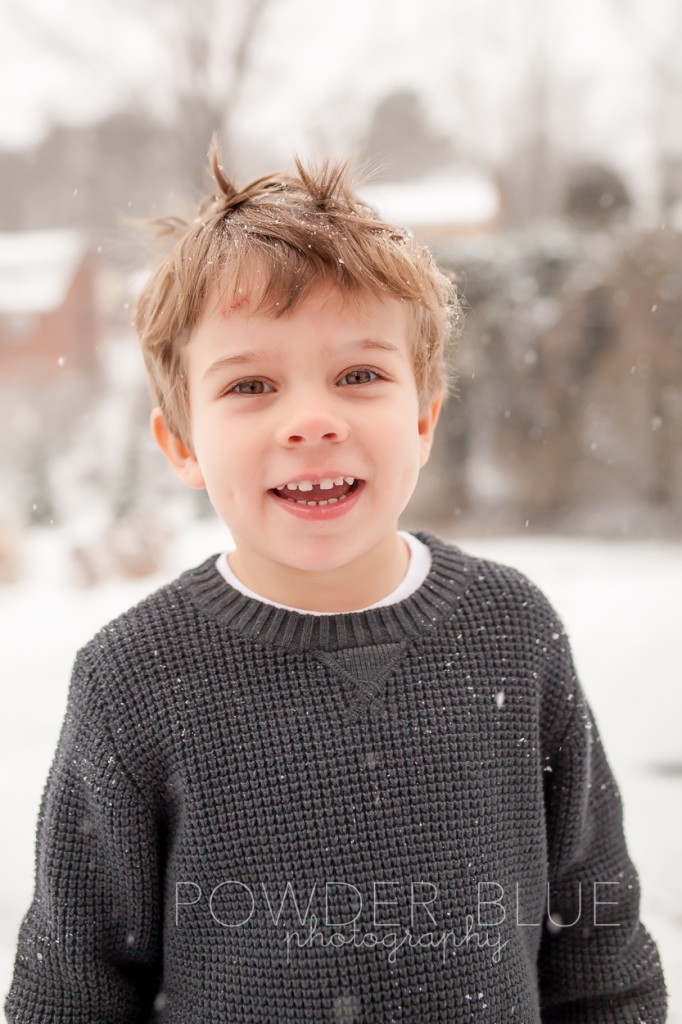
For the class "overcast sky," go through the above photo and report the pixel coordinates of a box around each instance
[1,0,681,212]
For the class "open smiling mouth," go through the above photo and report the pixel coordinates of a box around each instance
[269,477,363,507]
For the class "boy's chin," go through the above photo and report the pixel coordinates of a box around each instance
[274,551,360,577]
[276,534,402,577]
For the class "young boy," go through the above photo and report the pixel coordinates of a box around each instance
[6,142,667,1023]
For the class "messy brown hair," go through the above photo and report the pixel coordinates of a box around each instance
[135,136,460,448]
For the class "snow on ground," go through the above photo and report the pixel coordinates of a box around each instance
[1,524,680,1017]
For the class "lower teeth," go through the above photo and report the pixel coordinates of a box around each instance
[293,493,348,506]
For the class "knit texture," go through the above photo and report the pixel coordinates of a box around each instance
[5,532,667,1023]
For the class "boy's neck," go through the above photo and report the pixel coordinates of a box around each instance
[227,533,410,613]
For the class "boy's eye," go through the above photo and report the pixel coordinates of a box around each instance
[339,368,379,386]
[229,379,273,395]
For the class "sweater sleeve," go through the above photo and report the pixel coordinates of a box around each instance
[4,650,163,1024]
[537,628,667,1023]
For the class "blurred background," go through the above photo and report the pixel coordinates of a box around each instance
[1,0,681,570]
[1,0,681,1015]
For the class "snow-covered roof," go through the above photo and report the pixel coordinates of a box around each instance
[359,168,500,231]
[0,230,87,315]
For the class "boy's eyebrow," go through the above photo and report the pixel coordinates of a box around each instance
[354,339,401,354]
[202,339,401,382]
[202,350,270,381]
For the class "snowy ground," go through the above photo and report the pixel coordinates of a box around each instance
[1,524,680,1018]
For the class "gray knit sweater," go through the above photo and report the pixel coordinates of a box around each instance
[5,533,667,1023]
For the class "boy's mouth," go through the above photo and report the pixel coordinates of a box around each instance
[269,476,362,507]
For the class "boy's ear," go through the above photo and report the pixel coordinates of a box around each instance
[417,392,443,468]
[150,408,206,490]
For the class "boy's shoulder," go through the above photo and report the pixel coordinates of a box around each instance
[74,553,224,692]
[67,553,225,783]
[417,531,566,631]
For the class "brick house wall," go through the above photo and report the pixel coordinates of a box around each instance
[0,233,98,391]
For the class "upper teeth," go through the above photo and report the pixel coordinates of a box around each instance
[282,476,354,492]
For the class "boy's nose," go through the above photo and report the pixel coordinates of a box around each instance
[275,405,350,447]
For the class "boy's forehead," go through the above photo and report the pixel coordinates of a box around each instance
[185,276,415,379]
[199,272,406,327]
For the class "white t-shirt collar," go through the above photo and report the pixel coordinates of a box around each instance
[214,530,431,615]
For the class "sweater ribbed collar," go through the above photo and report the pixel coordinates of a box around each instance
[176,532,472,653]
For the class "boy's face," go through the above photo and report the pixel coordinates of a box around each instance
[153,279,441,609]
